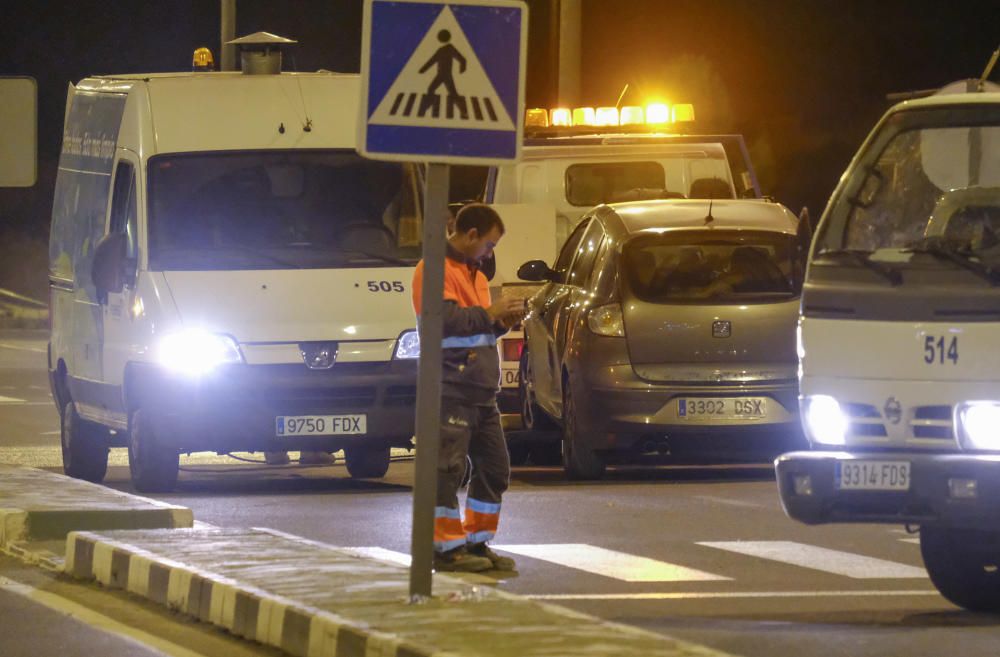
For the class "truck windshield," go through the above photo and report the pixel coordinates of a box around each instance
[624,230,800,303]
[820,107,1000,263]
[147,151,423,270]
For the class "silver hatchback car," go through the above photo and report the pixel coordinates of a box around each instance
[517,198,809,479]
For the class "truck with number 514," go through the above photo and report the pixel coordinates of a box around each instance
[775,71,1000,611]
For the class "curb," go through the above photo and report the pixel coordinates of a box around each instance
[67,531,445,657]
[0,465,193,547]
[64,527,733,657]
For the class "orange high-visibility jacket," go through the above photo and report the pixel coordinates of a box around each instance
[412,246,504,404]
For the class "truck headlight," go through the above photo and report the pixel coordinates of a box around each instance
[955,401,1000,451]
[394,329,420,359]
[156,330,243,376]
[803,394,848,446]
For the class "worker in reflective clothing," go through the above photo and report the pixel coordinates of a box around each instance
[412,203,524,572]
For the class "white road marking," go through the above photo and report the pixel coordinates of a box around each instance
[528,590,941,601]
[899,537,920,545]
[698,541,927,579]
[695,495,766,509]
[0,342,47,354]
[494,544,730,582]
[0,395,26,403]
[0,575,210,657]
[343,547,412,567]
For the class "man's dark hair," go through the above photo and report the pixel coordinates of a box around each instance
[455,203,505,237]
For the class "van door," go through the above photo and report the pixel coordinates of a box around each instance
[98,155,140,426]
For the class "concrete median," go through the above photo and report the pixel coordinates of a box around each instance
[66,525,731,657]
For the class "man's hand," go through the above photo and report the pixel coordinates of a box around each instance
[487,297,525,324]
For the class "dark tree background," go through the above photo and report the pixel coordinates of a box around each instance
[0,0,996,298]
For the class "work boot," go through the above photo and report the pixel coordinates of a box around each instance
[299,450,335,465]
[433,546,493,573]
[468,542,516,571]
[264,451,290,465]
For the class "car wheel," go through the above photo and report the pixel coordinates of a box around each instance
[128,409,179,493]
[519,344,555,431]
[344,446,391,479]
[561,378,606,480]
[920,525,1000,611]
[60,401,109,483]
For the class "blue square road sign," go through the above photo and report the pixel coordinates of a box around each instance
[358,0,527,166]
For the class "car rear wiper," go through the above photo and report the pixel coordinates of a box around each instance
[814,248,902,286]
[904,238,1000,286]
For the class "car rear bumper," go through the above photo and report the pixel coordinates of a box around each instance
[579,364,800,434]
[126,360,416,453]
[775,450,1000,528]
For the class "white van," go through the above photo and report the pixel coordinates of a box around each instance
[775,80,1000,611]
[48,46,422,492]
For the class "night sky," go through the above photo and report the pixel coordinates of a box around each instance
[0,0,997,295]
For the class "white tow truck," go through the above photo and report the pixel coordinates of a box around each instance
[776,75,1000,610]
[477,102,764,461]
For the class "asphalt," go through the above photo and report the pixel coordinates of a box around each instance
[0,464,732,657]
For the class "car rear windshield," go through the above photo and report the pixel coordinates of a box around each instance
[147,150,423,271]
[623,230,800,303]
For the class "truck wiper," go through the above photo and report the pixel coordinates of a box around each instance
[814,248,902,286]
[904,238,1000,286]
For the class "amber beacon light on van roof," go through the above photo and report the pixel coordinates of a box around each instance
[524,103,696,129]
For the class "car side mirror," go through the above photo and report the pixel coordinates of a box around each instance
[517,259,557,282]
[92,232,126,303]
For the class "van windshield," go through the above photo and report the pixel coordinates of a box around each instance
[624,230,800,303]
[820,107,1000,262]
[147,151,423,270]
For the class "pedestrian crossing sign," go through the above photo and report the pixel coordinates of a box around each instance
[358,0,527,165]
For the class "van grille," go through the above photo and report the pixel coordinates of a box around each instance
[910,405,952,441]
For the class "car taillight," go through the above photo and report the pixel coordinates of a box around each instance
[502,338,524,362]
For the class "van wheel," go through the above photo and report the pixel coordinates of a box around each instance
[344,446,391,479]
[519,345,555,431]
[920,526,1000,611]
[60,402,109,483]
[561,381,606,480]
[128,409,179,493]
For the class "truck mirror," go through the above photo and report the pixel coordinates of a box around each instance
[92,232,127,303]
[517,259,556,282]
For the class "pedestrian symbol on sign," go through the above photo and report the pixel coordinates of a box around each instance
[369,5,514,131]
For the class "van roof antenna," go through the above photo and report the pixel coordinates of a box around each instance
[705,197,715,225]
[615,83,630,110]
[979,46,1000,92]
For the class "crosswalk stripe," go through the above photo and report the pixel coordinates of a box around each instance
[899,537,920,545]
[528,590,940,601]
[0,395,26,403]
[697,541,926,579]
[493,543,729,582]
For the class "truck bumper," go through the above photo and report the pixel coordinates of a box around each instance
[126,360,416,453]
[776,450,1000,528]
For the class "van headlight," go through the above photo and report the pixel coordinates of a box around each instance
[394,329,420,359]
[156,330,243,376]
[803,394,848,446]
[955,401,1000,451]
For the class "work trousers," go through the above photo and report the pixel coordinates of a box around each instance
[433,395,510,552]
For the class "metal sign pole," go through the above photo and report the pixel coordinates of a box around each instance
[409,162,449,599]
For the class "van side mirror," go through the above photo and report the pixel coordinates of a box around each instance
[92,232,126,303]
[517,259,558,282]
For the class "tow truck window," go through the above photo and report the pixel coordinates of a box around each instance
[147,151,423,271]
[624,230,800,303]
[565,162,665,207]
